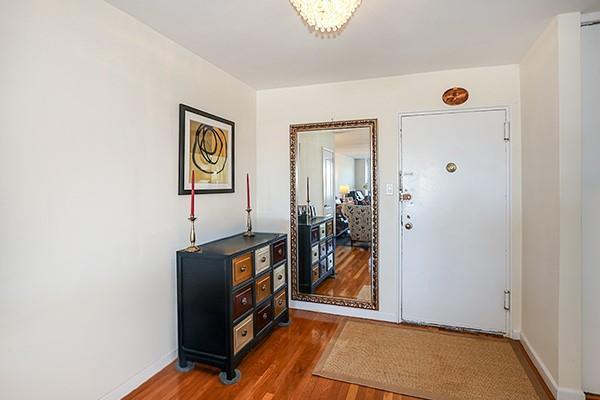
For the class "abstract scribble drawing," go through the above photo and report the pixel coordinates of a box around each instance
[192,123,228,175]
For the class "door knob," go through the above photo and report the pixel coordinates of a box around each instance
[404,222,413,230]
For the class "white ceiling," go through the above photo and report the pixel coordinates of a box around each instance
[334,129,370,159]
[106,0,600,89]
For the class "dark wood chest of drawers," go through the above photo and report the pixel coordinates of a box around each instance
[176,232,289,384]
[298,216,336,294]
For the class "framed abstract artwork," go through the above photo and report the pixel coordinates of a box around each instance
[178,104,235,194]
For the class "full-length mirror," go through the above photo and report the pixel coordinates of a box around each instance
[290,119,378,309]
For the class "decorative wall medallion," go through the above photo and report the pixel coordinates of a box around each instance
[442,87,469,106]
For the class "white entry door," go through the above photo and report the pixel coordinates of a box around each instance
[400,109,509,333]
[322,148,335,217]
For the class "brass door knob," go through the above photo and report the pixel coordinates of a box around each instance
[405,222,413,230]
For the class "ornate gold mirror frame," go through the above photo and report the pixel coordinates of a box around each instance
[289,119,379,310]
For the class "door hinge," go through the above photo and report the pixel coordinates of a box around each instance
[504,290,511,311]
[504,121,510,142]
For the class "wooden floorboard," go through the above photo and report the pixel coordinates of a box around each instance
[124,309,554,400]
[314,245,371,299]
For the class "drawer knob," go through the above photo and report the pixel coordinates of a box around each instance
[278,299,283,306]
[262,312,268,320]
[260,256,267,263]
[241,298,248,305]
[240,266,247,272]
[261,284,267,291]
[277,248,283,255]
[241,330,248,337]
[277,274,283,280]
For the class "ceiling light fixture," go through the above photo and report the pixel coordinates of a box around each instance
[290,0,362,33]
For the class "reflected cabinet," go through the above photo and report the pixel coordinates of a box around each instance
[298,216,335,293]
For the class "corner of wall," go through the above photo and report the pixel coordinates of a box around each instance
[98,351,177,400]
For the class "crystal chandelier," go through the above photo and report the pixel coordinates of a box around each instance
[290,0,362,33]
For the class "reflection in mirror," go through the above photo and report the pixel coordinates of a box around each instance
[296,127,373,302]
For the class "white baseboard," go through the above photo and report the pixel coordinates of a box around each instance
[512,329,521,340]
[520,332,585,400]
[557,388,586,400]
[98,350,177,400]
[289,301,397,323]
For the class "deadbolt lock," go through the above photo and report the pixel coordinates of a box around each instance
[404,222,413,230]
[401,193,412,201]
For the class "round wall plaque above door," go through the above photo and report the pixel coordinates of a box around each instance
[442,87,469,106]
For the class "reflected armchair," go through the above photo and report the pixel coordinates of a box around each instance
[341,204,371,247]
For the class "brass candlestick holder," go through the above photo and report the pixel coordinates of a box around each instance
[244,208,255,237]
[185,216,201,253]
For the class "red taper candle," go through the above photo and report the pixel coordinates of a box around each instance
[190,170,195,217]
[246,173,251,209]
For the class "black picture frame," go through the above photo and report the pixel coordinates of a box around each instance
[178,104,235,195]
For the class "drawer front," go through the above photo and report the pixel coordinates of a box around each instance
[233,314,254,355]
[319,242,326,258]
[327,238,334,253]
[274,289,287,317]
[311,244,319,264]
[326,221,333,237]
[254,302,273,333]
[311,227,319,243]
[327,253,334,270]
[273,263,286,292]
[312,265,319,282]
[272,240,287,264]
[232,252,253,286]
[319,259,327,275]
[255,273,272,304]
[319,224,326,240]
[255,245,271,275]
[233,285,254,320]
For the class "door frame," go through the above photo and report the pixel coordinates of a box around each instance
[397,106,512,336]
[321,147,335,217]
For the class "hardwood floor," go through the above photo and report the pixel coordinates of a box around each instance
[124,310,553,400]
[587,394,600,400]
[314,245,371,299]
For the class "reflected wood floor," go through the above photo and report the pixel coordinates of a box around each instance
[314,245,371,299]
[124,310,553,400]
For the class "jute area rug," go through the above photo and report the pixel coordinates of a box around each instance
[313,320,549,400]
[356,285,371,301]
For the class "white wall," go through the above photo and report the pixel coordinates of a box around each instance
[297,131,334,214]
[582,13,600,396]
[335,153,356,195]
[354,158,368,193]
[255,65,523,326]
[520,13,583,400]
[0,1,256,399]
